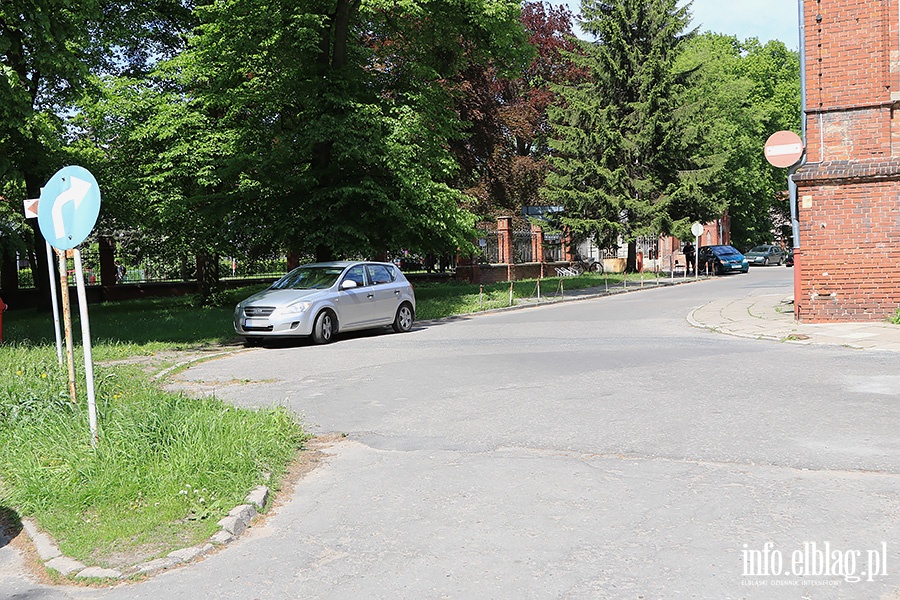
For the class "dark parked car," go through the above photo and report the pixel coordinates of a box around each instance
[697,245,749,275]
[743,244,786,266]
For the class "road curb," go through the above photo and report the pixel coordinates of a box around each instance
[19,484,272,583]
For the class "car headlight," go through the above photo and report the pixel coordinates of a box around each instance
[273,301,311,316]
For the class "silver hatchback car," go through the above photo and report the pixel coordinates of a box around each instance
[234,261,416,345]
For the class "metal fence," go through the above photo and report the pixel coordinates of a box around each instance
[476,225,500,264]
[513,229,534,263]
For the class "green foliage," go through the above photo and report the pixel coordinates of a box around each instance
[543,0,705,262]
[675,34,800,250]
[67,0,529,265]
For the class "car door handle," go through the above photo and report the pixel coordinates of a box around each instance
[367,294,375,299]
[394,290,400,294]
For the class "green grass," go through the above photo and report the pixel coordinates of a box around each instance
[0,285,304,569]
[0,344,306,567]
[3,286,268,361]
[413,271,664,320]
[0,273,654,570]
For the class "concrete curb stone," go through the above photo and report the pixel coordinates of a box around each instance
[45,556,86,576]
[76,566,123,579]
[18,485,270,582]
[21,518,62,560]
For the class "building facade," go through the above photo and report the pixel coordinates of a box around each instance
[793,0,900,321]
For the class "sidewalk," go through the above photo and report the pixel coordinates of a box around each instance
[688,293,900,351]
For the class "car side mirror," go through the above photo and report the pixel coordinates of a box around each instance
[340,280,358,290]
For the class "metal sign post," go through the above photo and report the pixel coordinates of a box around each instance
[691,222,704,277]
[37,165,102,447]
[26,198,64,364]
[72,248,99,445]
[45,241,64,365]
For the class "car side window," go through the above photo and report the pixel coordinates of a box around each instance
[366,264,395,285]
[343,265,367,287]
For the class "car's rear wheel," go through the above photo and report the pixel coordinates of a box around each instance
[312,310,336,344]
[392,303,414,333]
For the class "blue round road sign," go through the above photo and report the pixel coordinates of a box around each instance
[38,166,101,250]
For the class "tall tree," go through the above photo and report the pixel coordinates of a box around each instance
[448,1,585,218]
[542,0,711,269]
[675,34,800,250]
[156,0,532,263]
[0,0,192,294]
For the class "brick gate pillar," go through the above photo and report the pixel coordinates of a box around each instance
[531,224,545,264]
[497,217,514,264]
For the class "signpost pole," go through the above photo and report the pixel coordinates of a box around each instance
[690,222,704,278]
[37,165,103,442]
[45,241,64,365]
[56,249,77,403]
[26,197,64,365]
[72,249,98,446]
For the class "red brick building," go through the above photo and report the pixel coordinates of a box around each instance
[793,0,900,321]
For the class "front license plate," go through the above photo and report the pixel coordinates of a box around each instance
[244,318,267,328]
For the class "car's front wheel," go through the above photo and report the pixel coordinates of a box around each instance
[392,303,414,333]
[312,310,336,344]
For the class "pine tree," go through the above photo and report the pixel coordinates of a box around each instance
[543,0,697,270]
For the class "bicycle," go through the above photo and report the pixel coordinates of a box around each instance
[570,255,604,275]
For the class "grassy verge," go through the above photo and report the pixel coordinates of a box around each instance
[0,272,654,568]
[0,286,304,568]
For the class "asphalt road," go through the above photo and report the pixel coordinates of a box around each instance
[4,267,900,599]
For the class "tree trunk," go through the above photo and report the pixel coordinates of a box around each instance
[315,244,335,263]
[0,252,18,291]
[196,252,220,305]
[626,240,637,273]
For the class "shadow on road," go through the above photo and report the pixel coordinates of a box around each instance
[0,506,22,549]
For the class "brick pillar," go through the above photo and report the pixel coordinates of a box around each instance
[793,0,900,322]
[531,224,545,263]
[562,227,574,262]
[497,216,514,264]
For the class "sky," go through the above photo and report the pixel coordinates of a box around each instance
[683,0,800,48]
[557,1,801,49]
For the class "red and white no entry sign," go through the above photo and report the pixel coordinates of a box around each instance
[764,130,804,168]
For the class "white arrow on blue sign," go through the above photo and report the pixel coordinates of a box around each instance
[38,166,102,250]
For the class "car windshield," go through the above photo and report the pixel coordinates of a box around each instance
[713,246,740,257]
[748,246,769,253]
[270,266,345,290]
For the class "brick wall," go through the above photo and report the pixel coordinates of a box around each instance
[794,0,900,322]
